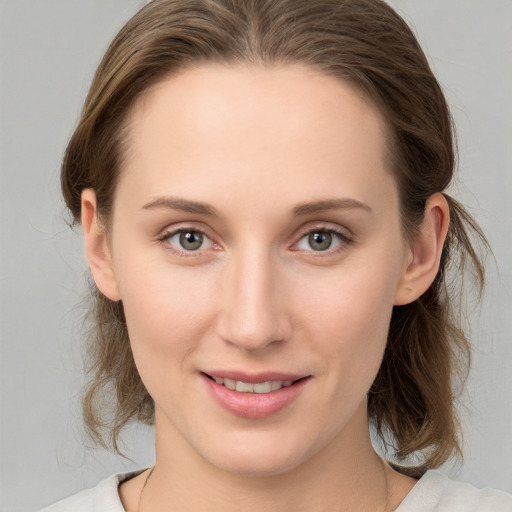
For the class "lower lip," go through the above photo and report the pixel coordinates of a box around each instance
[202,375,309,419]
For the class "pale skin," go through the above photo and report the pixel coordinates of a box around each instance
[82,64,449,511]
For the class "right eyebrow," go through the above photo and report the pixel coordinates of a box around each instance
[292,198,372,216]
[142,197,220,217]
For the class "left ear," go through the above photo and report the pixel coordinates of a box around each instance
[394,192,450,306]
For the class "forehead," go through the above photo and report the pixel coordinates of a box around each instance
[119,63,395,214]
[127,63,388,150]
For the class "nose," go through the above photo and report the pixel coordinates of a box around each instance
[216,245,291,352]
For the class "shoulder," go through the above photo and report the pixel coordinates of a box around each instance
[397,470,512,512]
[38,470,144,512]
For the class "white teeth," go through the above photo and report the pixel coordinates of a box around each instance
[253,382,272,394]
[224,378,236,390]
[236,381,254,393]
[211,376,296,394]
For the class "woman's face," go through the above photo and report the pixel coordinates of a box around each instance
[97,64,414,475]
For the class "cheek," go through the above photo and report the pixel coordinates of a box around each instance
[292,254,402,387]
[114,253,218,373]
[297,263,398,341]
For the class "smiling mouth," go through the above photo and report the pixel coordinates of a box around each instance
[202,373,309,394]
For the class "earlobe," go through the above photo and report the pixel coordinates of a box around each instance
[81,189,121,302]
[394,193,450,306]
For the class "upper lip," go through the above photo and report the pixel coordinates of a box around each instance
[202,370,309,383]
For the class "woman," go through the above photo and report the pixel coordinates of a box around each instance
[41,0,512,510]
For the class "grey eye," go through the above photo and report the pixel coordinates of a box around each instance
[169,230,211,251]
[308,232,333,251]
[297,230,343,252]
[180,231,203,250]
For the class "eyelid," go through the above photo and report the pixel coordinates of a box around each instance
[291,223,354,254]
[155,221,354,256]
[157,224,221,255]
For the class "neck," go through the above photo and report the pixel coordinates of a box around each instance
[135,406,411,512]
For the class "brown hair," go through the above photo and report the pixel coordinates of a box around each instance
[62,0,487,467]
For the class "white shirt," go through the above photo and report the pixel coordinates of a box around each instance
[39,469,512,511]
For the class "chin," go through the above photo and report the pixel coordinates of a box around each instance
[211,451,303,477]
[199,430,318,477]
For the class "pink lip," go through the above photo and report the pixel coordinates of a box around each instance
[201,371,310,419]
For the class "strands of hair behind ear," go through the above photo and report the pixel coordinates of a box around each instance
[81,282,154,454]
[369,193,489,468]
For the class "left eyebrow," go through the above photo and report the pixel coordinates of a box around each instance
[142,197,220,217]
[292,198,372,216]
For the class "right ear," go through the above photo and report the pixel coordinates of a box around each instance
[81,189,121,301]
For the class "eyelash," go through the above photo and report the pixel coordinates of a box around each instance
[157,225,354,257]
[157,227,216,257]
[293,226,353,256]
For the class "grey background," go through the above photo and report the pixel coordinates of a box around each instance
[0,1,511,510]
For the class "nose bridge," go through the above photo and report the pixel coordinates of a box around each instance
[219,242,288,351]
